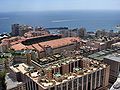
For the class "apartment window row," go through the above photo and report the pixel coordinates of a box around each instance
[48,70,103,90]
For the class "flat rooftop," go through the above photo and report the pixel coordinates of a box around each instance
[10,56,108,89]
[88,49,116,61]
[32,54,85,69]
[10,63,29,74]
[104,53,120,63]
[33,54,65,67]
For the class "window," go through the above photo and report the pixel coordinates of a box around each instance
[68,81,72,90]
[73,78,77,89]
[78,77,82,90]
[57,85,61,90]
[63,83,67,90]
[83,75,87,90]
[96,71,100,88]
[88,74,91,90]
[92,72,95,89]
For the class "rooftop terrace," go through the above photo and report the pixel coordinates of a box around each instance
[34,54,65,66]
[10,55,108,89]
[32,53,83,69]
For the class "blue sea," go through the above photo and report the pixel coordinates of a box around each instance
[0,10,120,34]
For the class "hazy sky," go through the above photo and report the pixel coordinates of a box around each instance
[0,0,120,12]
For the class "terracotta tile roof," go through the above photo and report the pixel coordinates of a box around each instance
[32,44,44,52]
[10,39,25,45]
[39,37,80,49]
[11,43,26,51]
[26,45,35,50]
[10,37,80,52]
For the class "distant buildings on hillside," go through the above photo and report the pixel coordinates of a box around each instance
[59,27,86,38]
[11,24,50,37]
[0,24,120,90]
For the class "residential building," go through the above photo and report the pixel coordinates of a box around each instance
[104,53,120,83]
[19,25,33,36]
[12,50,32,65]
[9,55,110,90]
[88,49,116,61]
[11,24,33,36]
[24,30,50,38]
[78,27,86,38]
[59,27,86,38]
[11,24,20,36]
